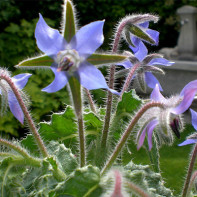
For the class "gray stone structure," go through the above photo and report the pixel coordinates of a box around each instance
[157,5,197,96]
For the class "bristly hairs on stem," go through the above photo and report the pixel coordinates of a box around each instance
[101,101,164,175]
[0,71,48,158]
[101,13,159,153]
[182,143,197,197]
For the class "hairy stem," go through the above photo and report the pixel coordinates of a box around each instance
[120,63,140,100]
[101,20,128,150]
[126,182,151,197]
[84,88,96,113]
[0,139,41,167]
[182,143,197,197]
[69,77,86,167]
[101,102,164,175]
[187,171,197,195]
[0,74,48,158]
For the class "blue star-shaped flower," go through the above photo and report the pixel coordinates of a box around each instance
[35,14,118,95]
[0,73,32,124]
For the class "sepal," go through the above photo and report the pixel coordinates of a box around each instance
[62,0,76,42]
[17,55,53,68]
[87,53,128,66]
[125,24,156,46]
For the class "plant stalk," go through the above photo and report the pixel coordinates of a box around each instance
[0,74,48,157]
[119,63,141,100]
[84,88,96,113]
[101,102,164,175]
[101,19,128,150]
[69,77,86,167]
[182,143,197,197]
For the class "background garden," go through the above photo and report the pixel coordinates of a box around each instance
[1,0,197,195]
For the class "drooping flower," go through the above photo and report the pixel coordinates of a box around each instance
[0,71,31,124]
[35,14,118,94]
[118,41,173,92]
[130,21,159,50]
[179,109,197,146]
[137,80,197,150]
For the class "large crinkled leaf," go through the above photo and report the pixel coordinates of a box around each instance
[62,0,76,42]
[17,54,53,68]
[49,165,102,196]
[47,141,78,175]
[21,106,103,156]
[87,53,127,66]
[124,161,173,197]
[116,89,142,117]
[0,157,25,197]
[21,159,58,197]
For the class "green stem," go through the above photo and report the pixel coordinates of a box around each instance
[0,74,48,158]
[182,143,197,197]
[69,77,86,167]
[0,139,41,167]
[84,88,96,113]
[101,102,164,175]
[101,19,130,150]
[119,63,141,100]
[145,133,160,173]
[126,182,150,197]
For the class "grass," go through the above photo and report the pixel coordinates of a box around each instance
[130,124,195,196]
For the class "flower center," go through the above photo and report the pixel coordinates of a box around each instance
[56,49,80,73]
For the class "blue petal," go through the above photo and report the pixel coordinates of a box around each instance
[147,119,158,150]
[149,58,174,66]
[35,14,67,57]
[178,139,197,146]
[12,73,32,90]
[190,109,197,130]
[78,61,119,94]
[150,83,166,102]
[129,36,140,53]
[8,92,24,124]
[42,67,69,93]
[146,29,159,45]
[145,72,163,91]
[171,80,197,114]
[133,41,148,62]
[137,127,147,150]
[139,22,149,28]
[70,21,104,59]
[129,37,148,61]
[117,60,132,69]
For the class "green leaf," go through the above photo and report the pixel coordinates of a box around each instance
[87,53,127,66]
[17,55,53,68]
[50,165,102,196]
[84,112,103,133]
[124,162,173,197]
[63,0,76,42]
[128,24,155,45]
[39,105,78,144]
[116,89,142,117]
[47,141,78,175]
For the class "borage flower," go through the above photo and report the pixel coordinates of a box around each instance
[137,80,197,150]
[179,109,197,146]
[124,20,159,53]
[118,42,173,92]
[0,71,31,124]
[35,14,118,94]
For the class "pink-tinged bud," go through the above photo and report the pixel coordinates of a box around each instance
[111,170,124,197]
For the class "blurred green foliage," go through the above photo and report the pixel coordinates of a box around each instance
[0,0,197,137]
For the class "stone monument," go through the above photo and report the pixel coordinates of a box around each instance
[157,5,197,96]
